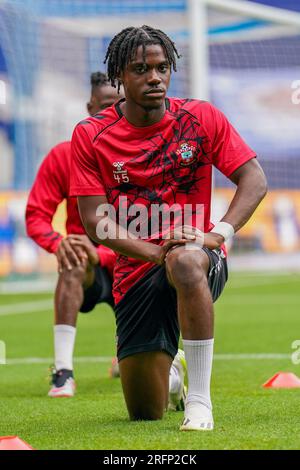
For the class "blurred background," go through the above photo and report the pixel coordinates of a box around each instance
[0,0,299,288]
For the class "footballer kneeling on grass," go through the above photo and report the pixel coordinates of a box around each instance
[70,26,267,430]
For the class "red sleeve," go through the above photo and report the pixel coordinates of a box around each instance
[25,143,69,253]
[204,103,256,176]
[70,123,106,196]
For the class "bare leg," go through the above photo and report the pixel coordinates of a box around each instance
[165,247,215,430]
[54,259,94,326]
[119,351,172,420]
[51,260,95,376]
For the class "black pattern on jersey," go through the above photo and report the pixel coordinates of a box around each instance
[108,105,212,298]
[109,106,211,207]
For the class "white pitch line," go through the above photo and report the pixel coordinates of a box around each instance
[0,299,53,316]
[219,294,300,304]
[0,280,55,295]
[1,290,299,317]
[5,356,110,365]
[230,272,293,278]
[1,353,292,366]
[214,353,291,360]
[228,277,300,288]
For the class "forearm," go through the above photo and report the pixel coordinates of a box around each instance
[77,196,187,265]
[222,160,267,233]
[86,217,160,263]
[26,157,65,254]
[221,186,265,232]
[26,208,63,253]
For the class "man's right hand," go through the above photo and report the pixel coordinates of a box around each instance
[55,237,88,273]
[156,239,189,265]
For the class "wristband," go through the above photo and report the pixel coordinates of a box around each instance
[210,221,235,242]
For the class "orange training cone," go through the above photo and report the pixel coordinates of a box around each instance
[262,372,300,389]
[0,436,34,450]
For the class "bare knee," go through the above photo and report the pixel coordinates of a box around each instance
[59,262,88,287]
[165,247,209,289]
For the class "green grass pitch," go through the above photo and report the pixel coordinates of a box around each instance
[0,272,300,450]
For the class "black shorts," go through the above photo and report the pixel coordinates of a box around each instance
[115,248,228,361]
[80,265,114,313]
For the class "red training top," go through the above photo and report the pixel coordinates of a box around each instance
[70,98,256,304]
[26,141,116,277]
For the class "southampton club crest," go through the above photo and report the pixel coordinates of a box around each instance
[176,142,196,166]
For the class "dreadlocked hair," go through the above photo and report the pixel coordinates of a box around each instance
[104,25,180,92]
[90,71,109,90]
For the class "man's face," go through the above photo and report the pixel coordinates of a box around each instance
[120,44,171,110]
[87,84,124,115]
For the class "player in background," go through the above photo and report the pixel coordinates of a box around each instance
[26,72,121,397]
[70,26,267,430]
[26,71,187,410]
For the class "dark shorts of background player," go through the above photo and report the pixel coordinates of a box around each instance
[115,248,228,362]
[80,265,114,313]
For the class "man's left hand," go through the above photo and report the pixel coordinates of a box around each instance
[167,225,225,251]
[203,231,225,250]
[67,234,100,266]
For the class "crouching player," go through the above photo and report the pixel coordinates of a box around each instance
[70,26,267,430]
[26,72,120,397]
